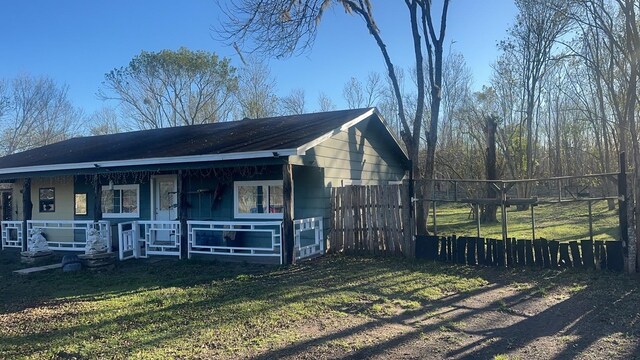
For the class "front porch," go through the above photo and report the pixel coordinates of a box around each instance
[1,159,331,265]
[1,217,324,264]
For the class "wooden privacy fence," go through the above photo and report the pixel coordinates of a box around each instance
[416,236,625,272]
[329,184,413,257]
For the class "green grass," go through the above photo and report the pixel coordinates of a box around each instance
[0,252,490,359]
[432,201,619,241]
[1,251,637,359]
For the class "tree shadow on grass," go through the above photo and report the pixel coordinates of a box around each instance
[2,256,435,357]
[0,253,281,315]
[1,252,638,359]
[252,266,640,360]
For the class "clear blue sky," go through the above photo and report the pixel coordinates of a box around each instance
[0,0,517,117]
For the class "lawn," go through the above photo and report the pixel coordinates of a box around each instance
[431,200,619,242]
[1,250,638,359]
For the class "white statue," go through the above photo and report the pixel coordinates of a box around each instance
[28,227,49,253]
[85,228,108,254]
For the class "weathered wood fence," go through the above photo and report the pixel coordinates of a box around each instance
[329,184,413,257]
[416,236,625,272]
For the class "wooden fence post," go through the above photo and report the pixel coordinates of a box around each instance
[178,170,188,260]
[282,163,294,265]
[618,152,634,273]
[93,175,102,222]
[21,178,32,251]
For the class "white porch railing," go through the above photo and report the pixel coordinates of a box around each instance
[118,221,181,260]
[118,222,139,260]
[116,219,323,263]
[1,221,24,249]
[294,217,324,260]
[26,220,111,251]
[187,221,282,262]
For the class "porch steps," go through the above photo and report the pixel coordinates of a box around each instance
[13,263,62,275]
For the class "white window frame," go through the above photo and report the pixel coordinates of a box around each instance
[234,180,284,219]
[101,184,140,218]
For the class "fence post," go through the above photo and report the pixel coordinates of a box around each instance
[282,163,295,265]
[21,178,32,252]
[177,170,189,260]
[500,182,508,243]
[618,152,630,271]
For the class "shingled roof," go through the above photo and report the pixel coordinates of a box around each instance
[0,108,407,175]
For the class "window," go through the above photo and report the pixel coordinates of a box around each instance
[75,193,87,215]
[101,184,139,218]
[39,188,55,212]
[234,180,284,219]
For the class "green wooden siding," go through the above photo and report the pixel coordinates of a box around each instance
[185,166,283,221]
[291,117,406,186]
[74,175,152,244]
[290,117,409,249]
[73,175,152,222]
[186,166,283,249]
[293,166,327,220]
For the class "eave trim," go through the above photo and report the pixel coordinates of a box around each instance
[0,149,298,176]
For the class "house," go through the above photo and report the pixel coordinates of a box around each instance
[0,108,410,264]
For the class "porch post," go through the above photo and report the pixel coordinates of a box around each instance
[22,178,32,251]
[282,163,295,265]
[93,175,103,222]
[178,170,188,259]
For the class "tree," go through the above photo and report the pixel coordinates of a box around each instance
[343,77,365,109]
[571,0,640,272]
[0,81,9,123]
[453,86,502,222]
[236,59,279,119]
[500,0,571,180]
[88,106,125,135]
[100,47,238,129]
[342,72,382,109]
[219,0,452,239]
[439,50,472,160]
[317,92,336,112]
[280,88,307,115]
[0,74,82,155]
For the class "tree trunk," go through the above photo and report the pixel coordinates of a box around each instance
[482,115,498,223]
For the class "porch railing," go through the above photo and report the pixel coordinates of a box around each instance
[116,219,324,263]
[294,217,324,261]
[187,221,282,263]
[26,220,111,251]
[118,221,181,260]
[1,221,23,249]
[118,222,139,260]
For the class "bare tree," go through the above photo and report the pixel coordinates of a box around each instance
[317,92,336,112]
[100,47,238,129]
[343,77,365,109]
[439,50,472,152]
[218,0,452,238]
[573,0,640,272]
[0,81,9,122]
[236,59,279,119]
[497,0,572,205]
[280,88,307,115]
[88,106,126,135]
[0,74,82,155]
[508,0,570,177]
[343,72,383,109]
